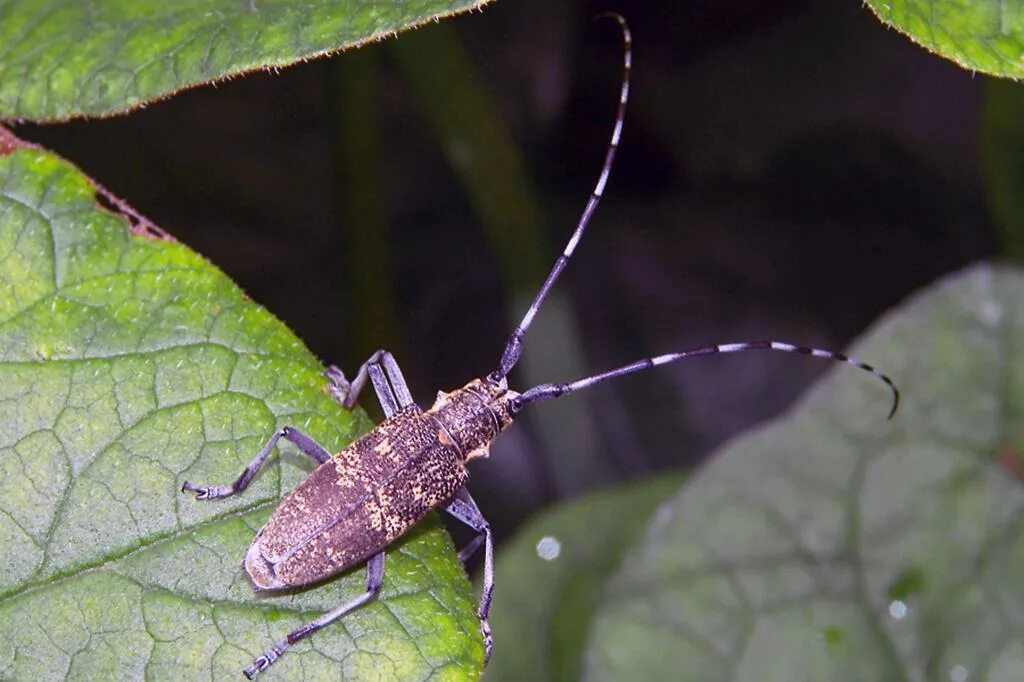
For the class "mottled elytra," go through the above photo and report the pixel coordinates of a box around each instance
[181,15,899,679]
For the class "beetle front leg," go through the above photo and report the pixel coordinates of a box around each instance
[324,349,415,417]
[181,426,331,500]
[243,551,386,679]
[444,488,495,663]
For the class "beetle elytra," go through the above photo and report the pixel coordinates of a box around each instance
[182,15,898,678]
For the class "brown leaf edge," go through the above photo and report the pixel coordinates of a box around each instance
[0,124,174,241]
[0,124,37,156]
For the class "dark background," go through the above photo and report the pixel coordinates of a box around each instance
[16,0,997,540]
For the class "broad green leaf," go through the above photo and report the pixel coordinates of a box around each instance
[980,79,1024,262]
[487,474,685,682]
[0,0,491,121]
[0,127,484,680]
[863,1,1024,78]
[584,264,1024,681]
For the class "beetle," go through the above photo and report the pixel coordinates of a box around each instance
[181,15,899,678]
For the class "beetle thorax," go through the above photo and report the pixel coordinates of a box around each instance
[427,378,519,461]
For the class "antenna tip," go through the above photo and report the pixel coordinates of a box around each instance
[594,12,627,25]
[594,12,630,37]
[887,384,900,420]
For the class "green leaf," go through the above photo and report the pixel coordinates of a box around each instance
[486,474,686,682]
[0,128,483,680]
[980,78,1024,262]
[863,1,1024,78]
[582,264,1024,681]
[0,0,491,121]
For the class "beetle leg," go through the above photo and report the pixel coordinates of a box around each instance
[368,363,399,417]
[457,534,485,564]
[444,488,495,663]
[378,352,414,408]
[323,364,350,405]
[243,551,386,679]
[324,349,415,416]
[182,426,331,500]
[323,350,388,409]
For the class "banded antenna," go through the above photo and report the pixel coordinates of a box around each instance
[493,13,632,381]
[491,15,899,419]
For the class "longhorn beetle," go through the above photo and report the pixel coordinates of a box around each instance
[182,15,899,679]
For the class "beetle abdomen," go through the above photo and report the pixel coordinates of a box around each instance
[246,406,467,589]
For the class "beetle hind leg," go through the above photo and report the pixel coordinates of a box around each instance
[243,551,386,678]
[182,426,331,500]
[444,488,495,663]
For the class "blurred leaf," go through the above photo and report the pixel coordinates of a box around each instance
[328,50,402,366]
[863,1,1024,77]
[390,23,546,287]
[0,128,483,681]
[584,263,1024,681]
[0,0,490,121]
[487,474,685,682]
[391,23,620,495]
[980,78,1024,262]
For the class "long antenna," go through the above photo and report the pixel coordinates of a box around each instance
[493,14,631,381]
[490,16,899,420]
[514,340,900,419]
